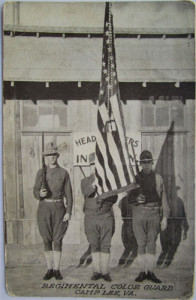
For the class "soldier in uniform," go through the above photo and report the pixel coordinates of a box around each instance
[132,150,170,283]
[81,153,124,282]
[33,142,73,280]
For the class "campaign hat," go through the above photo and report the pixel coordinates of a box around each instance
[140,150,153,162]
[44,142,59,156]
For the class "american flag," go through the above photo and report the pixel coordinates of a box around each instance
[94,2,138,199]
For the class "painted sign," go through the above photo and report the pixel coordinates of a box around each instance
[73,132,141,169]
[73,133,97,166]
[126,131,142,173]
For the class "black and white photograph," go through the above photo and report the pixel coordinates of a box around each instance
[2,1,195,298]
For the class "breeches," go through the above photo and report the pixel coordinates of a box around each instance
[84,211,115,253]
[37,201,68,251]
[132,205,160,255]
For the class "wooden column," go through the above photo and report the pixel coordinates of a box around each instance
[15,100,24,243]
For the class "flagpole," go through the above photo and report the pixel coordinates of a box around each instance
[94,2,139,199]
[109,2,136,181]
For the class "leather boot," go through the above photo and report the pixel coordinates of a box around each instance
[43,269,54,280]
[135,272,147,282]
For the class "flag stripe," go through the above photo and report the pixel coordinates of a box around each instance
[96,135,119,190]
[95,167,104,194]
[106,132,128,187]
[95,143,112,191]
[99,101,132,185]
[97,109,121,188]
[101,133,121,188]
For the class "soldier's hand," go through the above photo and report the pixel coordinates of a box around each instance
[118,192,127,201]
[161,217,167,231]
[40,189,48,198]
[63,213,71,222]
[96,198,104,207]
[136,194,146,204]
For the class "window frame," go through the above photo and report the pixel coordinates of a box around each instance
[20,100,70,133]
[141,98,186,132]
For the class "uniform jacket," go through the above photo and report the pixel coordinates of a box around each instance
[136,171,170,219]
[33,164,73,215]
[81,174,117,213]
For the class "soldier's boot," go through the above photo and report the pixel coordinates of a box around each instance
[53,270,63,280]
[100,252,112,281]
[53,251,63,280]
[43,269,54,280]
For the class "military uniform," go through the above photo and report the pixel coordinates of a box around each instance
[81,173,117,281]
[34,165,73,251]
[132,150,170,283]
[133,171,170,255]
[33,142,73,280]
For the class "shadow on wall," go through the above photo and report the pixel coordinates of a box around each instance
[118,197,137,267]
[155,121,189,268]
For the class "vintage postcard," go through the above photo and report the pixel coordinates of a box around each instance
[3,1,195,298]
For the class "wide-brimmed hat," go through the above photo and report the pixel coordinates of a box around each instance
[140,150,153,162]
[44,142,59,156]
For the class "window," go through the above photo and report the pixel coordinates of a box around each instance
[21,100,68,131]
[141,98,184,129]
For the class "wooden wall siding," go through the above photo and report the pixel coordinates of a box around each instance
[122,100,141,133]
[7,219,82,246]
[3,102,17,220]
[69,100,92,132]
[4,2,194,34]
[21,135,40,219]
[15,101,24,218]
[4,36,194,82]
[4,98,195,247]
[186,100,195,222]
[6,221,13,244]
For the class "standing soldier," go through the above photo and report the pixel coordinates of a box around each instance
[131,150,170,283]
[33,142,73,280]
[81,153,121,282]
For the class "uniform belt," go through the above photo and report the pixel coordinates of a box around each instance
[85,207,112,214]
[43,199,63,203]
[141,206,160,210]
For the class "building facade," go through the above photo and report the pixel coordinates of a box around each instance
[3,2,195,269]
